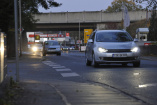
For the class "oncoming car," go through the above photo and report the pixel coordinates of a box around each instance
[43,40,61,56]
[31,44,43,52]
[85,30,140,67]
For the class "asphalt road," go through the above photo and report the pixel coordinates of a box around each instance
[43,51,157,105]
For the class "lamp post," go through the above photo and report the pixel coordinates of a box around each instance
[79,21,80,51]
[19,0,22,56]
[14,0,19,82]
[121,2,125,29]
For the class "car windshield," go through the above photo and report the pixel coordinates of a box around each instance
[96,32,133,42]
[45,41,59,45]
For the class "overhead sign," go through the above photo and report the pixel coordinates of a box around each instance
[48,34,58,37]
[29,34,64,38]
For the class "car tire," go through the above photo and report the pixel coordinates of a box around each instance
[92,54,99,67]
[57,53,61,56]
[122,63,127,67]
[133,61,140,67]
[85,57,91,66]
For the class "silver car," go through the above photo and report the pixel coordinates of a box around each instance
[85,30,140,67]
[43,40,61,56]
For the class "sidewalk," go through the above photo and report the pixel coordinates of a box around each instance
[141,55,157,61]
[2,53,153,105]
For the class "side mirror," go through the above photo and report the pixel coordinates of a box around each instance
[134,38,138,42]
[88,39,93,43]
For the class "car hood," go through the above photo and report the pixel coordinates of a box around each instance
[46,45,60,48]
[96,41,137,49]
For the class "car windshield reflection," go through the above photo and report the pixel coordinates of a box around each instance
[45,41,59,45]
[96,32,133,42]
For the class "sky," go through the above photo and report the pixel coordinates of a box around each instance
[38,0,113,13]
[38,0,147,13]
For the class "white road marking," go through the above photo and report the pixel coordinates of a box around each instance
[43,62,57,65]
[22,52,32,54]
[61,72,80,77]
[48,64,60,67]
[49,84,71,105]
[42,61,52,63]
[56,69,71,72]
[51,65,61,66]
[53,66,65,69]
[43,61,80,78]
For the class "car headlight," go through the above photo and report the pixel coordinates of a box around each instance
[32,47,37,52]
[98,47,108,53]
[131,47,139,52]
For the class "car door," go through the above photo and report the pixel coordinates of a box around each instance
[86,32,95,61]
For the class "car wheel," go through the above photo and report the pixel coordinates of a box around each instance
[85,57,91,66]
[133,61,140,67]
[92,54,99,67]
[57,53,61,56]
[122,63,127,67]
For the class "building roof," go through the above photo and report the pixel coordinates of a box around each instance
[136,28,149,33]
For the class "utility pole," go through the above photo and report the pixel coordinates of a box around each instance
[79,21,80,51]
[14,0,19,82]
[121,1,125,29]
[19,0,22,56]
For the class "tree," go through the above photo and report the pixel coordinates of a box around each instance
[135,0,157,10]
[0,0,61,32]
[21,0,62,30]
[127,19,147,38]
[147,7,157,41]
[0,0,14,32]
[105,0,143,12]
[0,0,61,57]
[135,0,157,41]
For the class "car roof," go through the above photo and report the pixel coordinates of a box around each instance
[95,30,126,33]
[45,40,58,42]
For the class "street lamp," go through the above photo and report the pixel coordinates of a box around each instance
[14,0,19,82]
[79,21,80,50]
[121,2,125,29]
[19,0,22,56]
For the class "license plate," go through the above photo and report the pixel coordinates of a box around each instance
[48,49,54,51]
[112,54,127,57]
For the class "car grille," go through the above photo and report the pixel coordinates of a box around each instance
[107,49,131,52]
[101,57,136,61]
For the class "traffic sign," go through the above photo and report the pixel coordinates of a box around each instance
[84,29,93,43]
[35,35,40,40]
[66,33,70,37]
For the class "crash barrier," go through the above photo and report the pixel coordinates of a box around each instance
[0,32,7,84]
[140,45,157,56]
